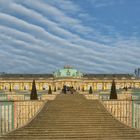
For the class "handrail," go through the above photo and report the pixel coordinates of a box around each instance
[99,100,133,128]
[0,101,45,136]
[2,100,47,136]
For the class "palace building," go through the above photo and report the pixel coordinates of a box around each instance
[0,66,140,92]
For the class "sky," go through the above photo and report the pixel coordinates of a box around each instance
[0,0,140,74]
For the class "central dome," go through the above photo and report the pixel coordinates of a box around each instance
[54,66,83,78]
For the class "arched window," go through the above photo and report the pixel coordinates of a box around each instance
[57,70,61,76]
[76,71,79,76]
[67,70,70,76]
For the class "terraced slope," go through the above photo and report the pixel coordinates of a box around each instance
[1,94,140,140]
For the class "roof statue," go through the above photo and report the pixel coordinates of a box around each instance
[64,65,73,69]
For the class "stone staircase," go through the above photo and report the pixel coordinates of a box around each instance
[1,94,140,140]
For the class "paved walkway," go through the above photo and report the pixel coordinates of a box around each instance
[1,94,140,140]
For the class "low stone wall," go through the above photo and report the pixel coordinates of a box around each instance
[84,94,100,100]
[8,95,25,100]
[0,101,45,135]
[84,93,132,100]
[0,93,57,101]
[117,93,132,100]
[41,94,57,100]
[84,94,110,100]
[24,94,57,101]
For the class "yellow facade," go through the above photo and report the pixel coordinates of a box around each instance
[0,78,140,92]
[0,67,139,92]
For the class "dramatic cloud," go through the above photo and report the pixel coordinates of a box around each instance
[0,0,140,74]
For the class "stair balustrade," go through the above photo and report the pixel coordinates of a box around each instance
[0,101,44,136]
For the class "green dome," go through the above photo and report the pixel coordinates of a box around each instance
[54,66,83,78]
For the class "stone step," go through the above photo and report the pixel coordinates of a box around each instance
[10,129,139,135]
[3,134,140,140]
[2,94,140,140]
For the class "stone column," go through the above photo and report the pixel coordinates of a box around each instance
[94,83,97,91]
[103,83,106,90]
[39,83,43,91]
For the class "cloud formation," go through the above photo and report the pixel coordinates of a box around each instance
[0,0,140,74]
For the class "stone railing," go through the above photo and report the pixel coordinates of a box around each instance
[0,101,14,135]
[0,100,45,136]
[14,101,44,128]
[132,100,140,129]
[84,94,133,127]
[102,100,132,127]
[84,94,140,129]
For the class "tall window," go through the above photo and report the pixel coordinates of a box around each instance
[57,70,61,76]
[67,70,70,76]
[76,71,79,76]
